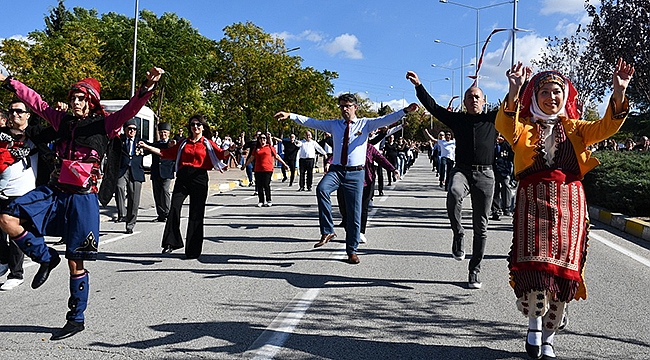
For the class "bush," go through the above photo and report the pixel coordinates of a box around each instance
[583,151,650,217]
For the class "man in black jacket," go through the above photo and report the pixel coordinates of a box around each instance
[407,71,496,290]
[115,119,146,233]
[149,122,175,222]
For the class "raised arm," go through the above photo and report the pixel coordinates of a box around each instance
[611,57,635,113]
[505,62,533,110]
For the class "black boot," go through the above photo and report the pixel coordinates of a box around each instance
[32,248,61,289]
[51,320,85,341]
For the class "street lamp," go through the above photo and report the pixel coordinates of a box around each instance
[428,77,450,94]
[131,0,140,97]
[434,39,479,88]
[431,62,474,99]
[439,0,515,71]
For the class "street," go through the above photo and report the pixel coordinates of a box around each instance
[1,159,649,360]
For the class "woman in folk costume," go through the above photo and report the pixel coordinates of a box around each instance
[496,58,634,360]
[139,115,228,259]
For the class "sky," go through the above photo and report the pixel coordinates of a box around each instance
[1,0,603,113]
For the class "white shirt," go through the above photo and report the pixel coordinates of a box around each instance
[4,139,37,197]
[438,139,456,161]
[297,139,326,159]
[290,109,406,167]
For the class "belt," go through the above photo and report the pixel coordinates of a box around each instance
[332,164,364,171]
[457,163,493,171]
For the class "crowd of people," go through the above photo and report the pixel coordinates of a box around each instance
[0,52,639,360]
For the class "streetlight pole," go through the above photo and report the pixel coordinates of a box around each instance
[434,39,478,90]
[439,0,514,75]
[428,77,450,94]
[131,0,140,97]
[431,61,474,100]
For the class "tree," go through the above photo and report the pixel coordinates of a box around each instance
[587,0,650,108]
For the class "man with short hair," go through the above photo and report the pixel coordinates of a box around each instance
[408,70,496,289]
[149,122,175,222]
[296,131,326,191]
[275,93,418,264]
[115,119,146,233]
[0,100,35,291]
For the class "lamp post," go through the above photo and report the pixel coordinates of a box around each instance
[434,39,478,88]
[130,0,140,97]
[431,62,474,99]
[439,0,515,72]
[429,77,450,94]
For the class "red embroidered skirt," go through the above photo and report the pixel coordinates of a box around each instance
[509,169,589,301]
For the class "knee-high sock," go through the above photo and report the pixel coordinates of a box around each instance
[11,231,52,263]
[67,271,89,323]
[542,329,556,356]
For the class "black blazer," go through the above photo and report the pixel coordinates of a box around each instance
[150,140,175,180]
[118,135,146,182]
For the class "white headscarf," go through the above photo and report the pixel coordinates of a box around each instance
[529,82,567,166]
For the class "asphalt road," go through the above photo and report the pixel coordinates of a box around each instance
[1,159,649,360]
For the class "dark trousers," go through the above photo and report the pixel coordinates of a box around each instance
[255,171,273,203]
[299,158,315,189]
[376,163,384,195]
[281,157,297,185]
[0,197,24,279]
[446,166,495,274]
[152,177,172,220]
[161,167,208,259]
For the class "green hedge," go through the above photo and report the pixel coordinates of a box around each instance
[583,151,650,217]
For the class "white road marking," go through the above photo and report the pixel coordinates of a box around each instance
[246,288,320,359]
[591,232,650,268]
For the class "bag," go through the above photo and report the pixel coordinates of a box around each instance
[58,159,94,187]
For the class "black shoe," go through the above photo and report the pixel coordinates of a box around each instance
[113,217,124,223]
[125,229,134,234]
[51,320,85,341]
[307,187,312,191]
[32,248,61,289]
[162,245,173,254]
[298,187,305,191]
[491,213,500,221]
[282,177,287,182]
[378,191,384,196]
[52,239,65,246]
[156,217,167,222]
[526,329,543,359]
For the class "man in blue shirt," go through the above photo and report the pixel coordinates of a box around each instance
[274,94,418,264]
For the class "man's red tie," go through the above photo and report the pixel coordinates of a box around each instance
[341,120,350,166]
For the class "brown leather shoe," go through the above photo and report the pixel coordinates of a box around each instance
[347,254,360,264]
[314,233,336,248]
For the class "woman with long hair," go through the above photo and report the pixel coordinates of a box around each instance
[139,115,228,259]
[497,58,634,360]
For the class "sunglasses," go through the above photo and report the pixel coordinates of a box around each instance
[127,127,137,131]
[190,122,202,127]
[8,108,28,115]
[260,136,267,139]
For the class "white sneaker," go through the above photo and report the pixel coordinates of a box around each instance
[1,278,24,291]
[257,202,263,207]
[359,233,367,243]
[265,202,272,207]
[0,263,8,277]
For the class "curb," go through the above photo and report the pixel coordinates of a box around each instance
[589,205,650,242]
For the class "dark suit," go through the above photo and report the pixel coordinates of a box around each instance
[150,139,175,221]
[116,135,145,231]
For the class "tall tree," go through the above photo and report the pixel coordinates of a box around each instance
[587,0,650,107]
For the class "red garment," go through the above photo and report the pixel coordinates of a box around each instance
[0,149,15,173]
[253,145,277,172]
[160,137,225,170]
[509,169,588,301]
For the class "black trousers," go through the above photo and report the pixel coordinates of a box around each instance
[299,158,315,189]
[281,156,297,185]
[0,197,24,280]
[161,167,208,259]
[254,171,273,203]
